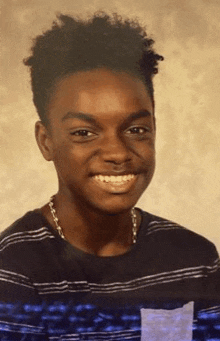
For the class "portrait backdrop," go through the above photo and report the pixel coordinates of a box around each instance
[1,0,220,252]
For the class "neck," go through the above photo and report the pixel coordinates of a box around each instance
[43,192,140,256]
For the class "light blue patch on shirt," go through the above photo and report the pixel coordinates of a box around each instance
[141,301,194,341]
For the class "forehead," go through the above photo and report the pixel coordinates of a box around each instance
[48,68,153,120]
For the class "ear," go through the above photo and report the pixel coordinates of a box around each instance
[35,121,54,161]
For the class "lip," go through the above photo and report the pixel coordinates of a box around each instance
[92,171,137,176]
[91,174,138,194]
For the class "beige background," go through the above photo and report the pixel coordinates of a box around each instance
[1,0,220,253]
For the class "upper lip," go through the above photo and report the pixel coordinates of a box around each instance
[92,172,138,176]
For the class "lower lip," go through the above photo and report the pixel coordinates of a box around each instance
[91,175,138,194]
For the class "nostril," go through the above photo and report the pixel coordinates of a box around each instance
[104,155,132,165]
[110,157,132,166]
[111,163,131,172]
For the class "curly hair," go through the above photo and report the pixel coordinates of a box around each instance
[24,12,163,125]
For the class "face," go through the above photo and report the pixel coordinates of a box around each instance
[36,68,156,214]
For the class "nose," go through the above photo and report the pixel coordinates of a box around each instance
[101,133,132,165]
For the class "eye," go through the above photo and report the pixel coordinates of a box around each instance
[125,126,151,136]
[70,129,97,141]
[126,127,148,134]
[124,125,154,142]
[72,130,93,137]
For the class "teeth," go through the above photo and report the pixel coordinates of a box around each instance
[94,174,135,183]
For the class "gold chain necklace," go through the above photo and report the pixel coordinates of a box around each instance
[48,195,138,244]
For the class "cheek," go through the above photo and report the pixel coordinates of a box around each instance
[145,155,155,177]
[135,142,155,163]
[52,145,77,173]
[52,143,92,179]
[140,148,156,180]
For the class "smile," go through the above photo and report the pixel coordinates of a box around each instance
[94,174,135,184]
[92,174,138,194]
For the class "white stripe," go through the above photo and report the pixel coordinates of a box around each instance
[0,328,44,335]
[91,270,204,292]
[90,260,220,287]
[90,269,203,289]
[0,234,55,252]
[49,330,138,341]
[1,230,53,246]
[34,260,219,289]
[146,226,185,235]
[0,319,44,330]
[0,227,55,252]
[146,220,185,235]
[35,280,87,287]
[90,274,204,294]
[0,269,30,280]
[0,319,44,333]
[2,261,217,294]
[34,263,217,295]
[0,277,34,289]
[199,305,220,313]
[148,220,183,228]
[0,269,34,289]
[0,227,49,244]
[214,258,220,264]
[48,334,79,341]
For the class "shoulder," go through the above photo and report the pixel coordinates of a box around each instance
[140,210,219,265]
[1,210,44,238]
[0,210,56,255]
[0,210,58,302]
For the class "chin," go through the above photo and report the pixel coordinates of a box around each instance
[91,197,138,215]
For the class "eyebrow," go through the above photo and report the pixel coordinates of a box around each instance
[61,110,152,126]
[62,112,97,124]
[124,110,152,123]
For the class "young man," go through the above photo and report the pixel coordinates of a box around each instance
[0,12,219,340]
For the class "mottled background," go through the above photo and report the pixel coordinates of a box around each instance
[1,0,220,252]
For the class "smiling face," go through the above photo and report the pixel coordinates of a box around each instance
[36,68,156,214]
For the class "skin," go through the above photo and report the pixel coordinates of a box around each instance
[35,68,156,256]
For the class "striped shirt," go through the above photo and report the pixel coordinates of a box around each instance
[0,209,220,340]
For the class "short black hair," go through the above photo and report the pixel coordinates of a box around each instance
[24,12,163,125]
